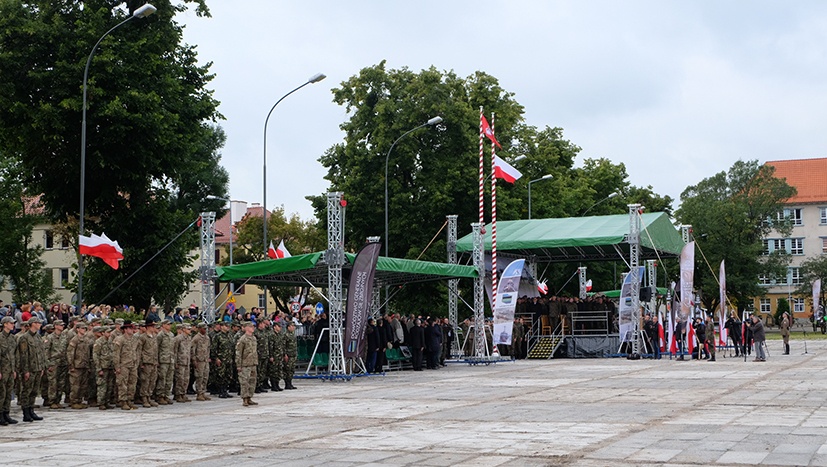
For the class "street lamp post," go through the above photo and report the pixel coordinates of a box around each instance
[384,116,443,259]
[262,72,325,316]
[527,174,553,220]
[78,3,157,310]
[581,191,620,216]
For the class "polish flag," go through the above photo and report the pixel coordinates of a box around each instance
[267,241,278,259]
[493,155,523,184]
[658,320,665,351]
[585,279,593,292]
[481,114,501,149]
[687,321,696,355]
[536,280,548,295]
[668,314,677,355]
[275,240,292,258]
[79,232,124,270]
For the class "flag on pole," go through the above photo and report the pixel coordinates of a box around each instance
[267,241,278,259]
[585,279,593,292]
[275,240,292,258]
[79,232,124,270]
[814,279,821,317]
[481,114,502,149]
[719,260,727,346]
[687,321,696,355]
[658,310,665,351]
[493,155,522,184]
[679,242,694,322]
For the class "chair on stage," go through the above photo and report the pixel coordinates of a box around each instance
[540,315,552,335]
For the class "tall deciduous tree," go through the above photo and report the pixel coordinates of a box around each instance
[675,160,796,314]
[0,0,227,310]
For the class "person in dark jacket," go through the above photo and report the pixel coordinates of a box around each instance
[365,318,379,373]
[408,319,425,371]
[725,313,741,357]
[750,315,766,361]
[425,318,443,369]
[376,318,389,371]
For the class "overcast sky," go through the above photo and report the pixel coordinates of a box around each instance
[180,1,827,221]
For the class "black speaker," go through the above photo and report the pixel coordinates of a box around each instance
[639,286,652,302]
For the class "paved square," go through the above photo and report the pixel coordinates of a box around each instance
[1,338,825,465]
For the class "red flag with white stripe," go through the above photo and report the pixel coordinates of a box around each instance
[79,232,124,270]
[275,240,292,258]
[493,155,522,184]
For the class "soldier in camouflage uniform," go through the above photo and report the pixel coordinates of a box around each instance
[113,322,139,410]
[211,321,234,398]
[86,318,102,407]
[235,321,258,406]
[154,320,175,405]
[172,324,192,402]
[281,322,298,390]
[268,321,283,391]
[254,320,270,393]
[92,326,115,410]
[66,322,91,409]
[191,322,211,401]
[0,316,18,425]
[45,320,69,408]
[207,321,221,394]
[17,317,46,421]
[138,321,159,407]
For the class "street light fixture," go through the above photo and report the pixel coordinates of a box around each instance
[527,174,553,220]
[78,3,157,310]
[262,72,326,315]
[384,116,443,258]
[581,191,620,216]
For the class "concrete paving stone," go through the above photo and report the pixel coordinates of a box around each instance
[761,451,816,465]
[627,447,681,462]
[670,449,727,464]
[717,449,771,465]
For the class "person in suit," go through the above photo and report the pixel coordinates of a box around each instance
[409,319,424,371]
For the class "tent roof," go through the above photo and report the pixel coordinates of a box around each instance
[456,212,684,262]
[216,251,477,287]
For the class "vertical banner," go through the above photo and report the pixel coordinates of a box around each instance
[719,260,727,345]
[679,241,695,323]
[619,266,646,343]
[813,279,821,317]
[344,242,382,358]
[493,259,524,345]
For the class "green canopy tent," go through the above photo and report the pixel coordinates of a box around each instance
[216,251,478,287]
[597,287,669,299]
[455,212,684,262]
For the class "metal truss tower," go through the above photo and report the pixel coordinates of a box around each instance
[472,222,487,358]
[326,192,346,375]
[578,266,587,299]
[447,215,458,355]
[627,204,642,355]
[199,211,216,323]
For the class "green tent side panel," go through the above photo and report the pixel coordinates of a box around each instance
[216,252,323,281]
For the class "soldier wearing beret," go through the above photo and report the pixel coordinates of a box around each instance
[172,324,192,403]
[17,317,46,421]
[235,321,258,406]
[190,322,211,401]
[0,316,18,425]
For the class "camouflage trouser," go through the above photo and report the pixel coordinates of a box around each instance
[174,364,190,397]
[155,363,174,399]
[257,358,269,387]
[707,338,716,357]
[20,370,42,407]
[140,364,158,398]
[239,366,256,399]
[116,366,138,403]
[96,368,115,406]
[48,364,68,404]
[69,367,89,404]
[193,361,209,396]
[0,370,13,412]
[280,357,294,383]
[87,367,97,403]
[215,360,232,388]
[268,358,281,384]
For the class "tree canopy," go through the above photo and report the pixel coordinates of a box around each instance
[675,160,796,314]
[0,0,227,310]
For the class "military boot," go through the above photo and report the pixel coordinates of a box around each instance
[30,407,43,421]
[247,398,258,406]
[142,397,153,408]
[121,402,131,411]
[149,398,159,407]
[3,412,18,424]
[242,397,249,407]
[0,414,7,426]
[285,380,296,390]
[196,394,207,401]
[271,380,283,392]
[22,408,33,422]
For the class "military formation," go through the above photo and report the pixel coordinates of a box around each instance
[0,315,300,424]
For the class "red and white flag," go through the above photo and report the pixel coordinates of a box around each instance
[658,310,665,351]
[585,279,593,292]
[267,241,278,259]
[275,239,292,258]
[481,114,502,149]
[536,279,548,295]
[79,232,124,270]
[687,321,696,355]
[493,155,522,184]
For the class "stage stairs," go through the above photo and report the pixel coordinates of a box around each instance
[527,333,564,359]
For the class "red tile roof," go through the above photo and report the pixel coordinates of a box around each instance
[766,158,827,204]
[214,204,267,245]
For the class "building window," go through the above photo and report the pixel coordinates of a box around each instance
[758,274,771,285]
[258,294,266,308]
[59,268,69,288]
[59,235,70,250]
[821,207,827,225]
[45,230,54,249]
[790,238,804,255]
[763,239,770,255]
[782,208,803,226]
[794,298,805,313]
[822,238,827,254]
[790,267,802,285]
[773,239,784,252]
[760,298,771,314]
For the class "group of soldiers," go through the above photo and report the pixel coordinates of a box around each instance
[0,313,301,423]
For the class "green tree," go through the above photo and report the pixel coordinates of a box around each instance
[227,207,325,313]
[0,0,227,310]
[675,160,796,314]
[775,297,790,325]
[795,255,827,312]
